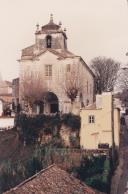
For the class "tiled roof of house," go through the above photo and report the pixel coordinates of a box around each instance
[4,164,104,194]
[0,80,12,87]
[22,44,35,57]
[84,103,97,110]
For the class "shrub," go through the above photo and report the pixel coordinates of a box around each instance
[79,156,111,193]
[69,135,80,148]
[61,113,81,130]
[15,113,80,147]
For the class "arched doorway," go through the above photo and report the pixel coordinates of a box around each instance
[44,92,59,114]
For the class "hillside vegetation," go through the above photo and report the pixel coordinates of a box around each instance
[0,113,111,194]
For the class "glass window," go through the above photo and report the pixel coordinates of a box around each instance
[45,65,52,77]
[88,115,95,123]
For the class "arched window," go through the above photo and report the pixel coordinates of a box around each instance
[46,35,52,48]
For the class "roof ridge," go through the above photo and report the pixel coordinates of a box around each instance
[4,164,56,193]
[22,44,35,51]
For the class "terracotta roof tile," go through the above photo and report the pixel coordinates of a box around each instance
[4,164,103,194]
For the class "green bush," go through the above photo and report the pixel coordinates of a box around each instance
[78,155,106,179]
[85,175,109,193]
[15,113,80,146]
[66,154,111,193]
[69,135,80,148]
[61,113,81,130]
[74,155,111,193]
[25,157,42,177]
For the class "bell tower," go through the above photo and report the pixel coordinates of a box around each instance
[35,14,67,50]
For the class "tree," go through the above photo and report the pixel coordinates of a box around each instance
[117,67,128,106]
[91,57,120,94]
[63,64,83,104]
[20,71,46,113]
[118,67,128,90]
[117,90,128,107]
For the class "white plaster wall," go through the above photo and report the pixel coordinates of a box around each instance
[80,93,120,149]
[19,51,94,113]
[36,32,66,50]
[0,118,14,128]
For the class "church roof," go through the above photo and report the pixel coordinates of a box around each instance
[41,22,60,31]
[4,164,103,194]
[36,49,75,59]
[41,14,60,31]
[21,46,76,60]
[20,46,95,77]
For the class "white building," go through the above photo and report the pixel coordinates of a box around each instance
[19,15,95,114]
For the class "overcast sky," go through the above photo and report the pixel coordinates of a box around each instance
[0,0,128,80]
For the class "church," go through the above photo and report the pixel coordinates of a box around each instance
[19,14,95,114]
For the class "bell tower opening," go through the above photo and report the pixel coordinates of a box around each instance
[35,15,68,50]
[46,35,52,48]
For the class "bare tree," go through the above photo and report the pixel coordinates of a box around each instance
[118,67,128,89]
[117,67,128,106]
[20,71,46,113]
[91,57,120,94]
[63,64,83,104]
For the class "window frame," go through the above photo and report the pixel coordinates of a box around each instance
[88,115,95,124]
[46,35,52,48]
[45,65,52,77]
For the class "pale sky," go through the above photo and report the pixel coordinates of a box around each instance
[0,0,128,80]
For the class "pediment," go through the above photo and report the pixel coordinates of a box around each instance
[37,49,62,62]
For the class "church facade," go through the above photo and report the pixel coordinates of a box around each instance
[19,15,95,114]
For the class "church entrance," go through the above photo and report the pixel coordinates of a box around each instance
[50,103,58,113]
[44,92,59,114]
